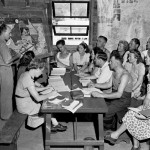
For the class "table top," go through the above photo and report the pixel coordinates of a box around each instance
[40,71,108,114]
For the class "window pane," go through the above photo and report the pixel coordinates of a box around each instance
[55,26,70,34]
[72,3,88,17]
[71,27,87,34]
[54,3,70,16]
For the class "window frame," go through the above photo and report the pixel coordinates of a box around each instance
[53,25,89,36]
[52,1,90,18]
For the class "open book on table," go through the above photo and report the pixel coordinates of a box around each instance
[62,100,83,113]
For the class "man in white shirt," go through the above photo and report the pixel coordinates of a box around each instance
[87,51,112,89]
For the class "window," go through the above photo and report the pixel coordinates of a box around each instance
[52,1,90,45]
[52,1,89,18]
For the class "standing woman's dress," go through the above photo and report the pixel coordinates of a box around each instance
[0,38,13,120]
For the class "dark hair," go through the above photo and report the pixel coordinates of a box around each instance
[19,51,35,66]
[20,27,29,35]
[130,49,143,64]
[78,42,90,53]
[56,39,65,46]
[0,23,7,35]
[93,47,103,55]
[96,51,107,61]
[132,38,140,47]
[27,58,45,71]
[110,50,123,63]
[98,36,108,43]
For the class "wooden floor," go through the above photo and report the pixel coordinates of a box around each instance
[0,120,149,150]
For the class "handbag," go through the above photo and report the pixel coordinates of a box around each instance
[70,90,84,100]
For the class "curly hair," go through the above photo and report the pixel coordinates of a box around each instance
[118,40,129,52]
[19,51,35,66]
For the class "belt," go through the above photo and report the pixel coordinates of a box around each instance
[15,95,25,98]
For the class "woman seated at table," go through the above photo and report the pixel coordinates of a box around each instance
[73,42,90,73]
[104,51,150,150]
[56,39,73,70]
[15,58,67,131]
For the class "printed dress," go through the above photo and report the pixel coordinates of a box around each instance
[122,83,150,140]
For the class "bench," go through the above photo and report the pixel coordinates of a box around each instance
[0,110,27,150]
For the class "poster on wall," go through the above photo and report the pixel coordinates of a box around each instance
[97,0,150,52]
[1,17,48,56]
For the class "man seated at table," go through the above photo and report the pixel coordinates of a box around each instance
[82,51,112,92]
[89,50,133,130]
[55,39,73,70]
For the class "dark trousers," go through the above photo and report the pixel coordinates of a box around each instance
[104,92,131,130]
[130,97,143,108]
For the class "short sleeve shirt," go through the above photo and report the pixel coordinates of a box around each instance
[73,51,90,65]
[15,72,34,97]
[0,39,12,66]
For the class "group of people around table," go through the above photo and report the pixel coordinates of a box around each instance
[54,37,150,150]
[1,23,150,150]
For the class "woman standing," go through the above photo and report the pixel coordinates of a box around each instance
[0,24,13,120]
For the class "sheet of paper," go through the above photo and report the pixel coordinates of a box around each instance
[40,87,54,95]
[82,87,103,97]
[48,98,66,105]
[62,100,83,113]
[51,68,66,76]
[48,92,60,99]
[49,76,61,80]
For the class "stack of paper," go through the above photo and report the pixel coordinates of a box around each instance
[82,87,103,97]
[62,100,83,113]
[51,68,66,76]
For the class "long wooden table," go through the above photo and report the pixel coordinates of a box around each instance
[40,71,108,150]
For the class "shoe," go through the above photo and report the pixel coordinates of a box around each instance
[104,132,117,144]
[46,123,57,134]
[52,123,67,132]
[131,145,141,150]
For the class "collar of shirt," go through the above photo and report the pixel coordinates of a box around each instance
[101,61,109,70]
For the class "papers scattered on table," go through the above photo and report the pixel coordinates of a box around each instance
[48,92,60,99]
[48,96,66,105]
[79,79,91,87]
[49,76,70,92]
[82,87,103,97]
[40,87,54,95]
[62,100,83,113]
[49,76,61,80]
[51,68,66,76]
